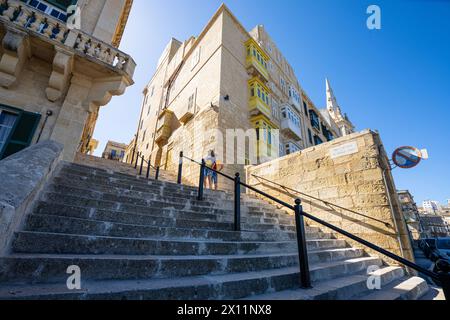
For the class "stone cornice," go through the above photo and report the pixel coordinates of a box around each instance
[112,0,133,48]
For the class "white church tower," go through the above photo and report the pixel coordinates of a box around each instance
[326,79,355,137]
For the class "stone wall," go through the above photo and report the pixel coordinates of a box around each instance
[0,140,63,256]
[246,130,415,262]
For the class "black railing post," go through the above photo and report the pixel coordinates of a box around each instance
[146,157,151,179]
[197,159,206,201]
[439,273,450,300]
[134,152,140,169]
[294,199,312,289]
[234,173,241,232]
[177,151,183,184]
[155,166,160,181]
[139,156,144,176]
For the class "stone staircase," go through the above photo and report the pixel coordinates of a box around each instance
[74,152,180,182]
[0,162,434,300]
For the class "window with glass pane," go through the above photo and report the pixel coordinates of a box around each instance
[0,110,18,154]
[22,0,77,22]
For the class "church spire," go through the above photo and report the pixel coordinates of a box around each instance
[325,78,355,136]
[326,78,341,115]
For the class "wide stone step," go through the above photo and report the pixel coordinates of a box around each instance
[59,167,290,214]
[0,248,366,284]
[57,167,296,218]
[25,214,305,242]
[36,198,232,224]
[356,276,429,300]
[48,183,223,206]
[419,287,445,300]
[41,193,294,230]
[47,181,293,219]
[63,164,295,211]
[66,162,178,182]
[49,178,290,222]
[33,202,238,231]
[0,257,383,300]
[42,192,234,216]
[242,222,295,232]
[59,167,202,193]
[45,184,293,225]
[50,177,231,204]
[34,201,294,233]
[12,232,348,256]
[242,266,406,300]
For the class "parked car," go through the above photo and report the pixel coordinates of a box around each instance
[419,238,437,259]
[420,237,450,261]
[434,238,450,260]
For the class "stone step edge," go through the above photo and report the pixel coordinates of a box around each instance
[241,266,406,300]
[26,214,300,239]
[59,166,210,193]
[0,257,382,299]
[15,230,342,246]
[48,181,285,214]
[42,192,292,222]
[356,276,430,300]
[3,248,364,262]
[36,199,296,229]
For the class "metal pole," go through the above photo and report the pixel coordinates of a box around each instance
[234,173,241,232]
[139,156,144,176]
[294,199,312,289]
[134,152,140,169]
[36,110,53,144]
[177,151,184,184]
[382,168,405,259]
[155,166,160,181]
[146,157,151,179]
[197,159,205,201]
[439,273,450,300]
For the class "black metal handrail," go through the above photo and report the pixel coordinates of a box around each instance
[177,154,450,299]
[133,152,160,181]
[251,174,392,228]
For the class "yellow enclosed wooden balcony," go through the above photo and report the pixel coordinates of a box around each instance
[245,38,270,82]
[250,114,279,162]
[249,78,272,119]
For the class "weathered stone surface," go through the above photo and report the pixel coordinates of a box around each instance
[247,130,415,263]
[0,161,433,300]
[0,140,63,256]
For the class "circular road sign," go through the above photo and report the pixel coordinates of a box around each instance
[392,146,422,169]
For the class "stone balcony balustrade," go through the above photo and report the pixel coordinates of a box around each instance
[0,0,136,160]
[0,0,135,79]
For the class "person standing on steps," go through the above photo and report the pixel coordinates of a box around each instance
[204,150,224,191]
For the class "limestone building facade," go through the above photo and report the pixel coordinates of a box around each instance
[123,135,135,164]
[101,140,126,161]
[422,200,442,214]
[246,130,415,261]
[398,190,423,240]
[133,4,354,186]
[0,0,135,161]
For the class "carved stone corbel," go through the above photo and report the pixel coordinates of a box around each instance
[0,27,30,88]
[84,75,132,107]
[46,48,74,102]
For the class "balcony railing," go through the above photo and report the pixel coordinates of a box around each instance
[0,0,135,78]
[281,117,302,141]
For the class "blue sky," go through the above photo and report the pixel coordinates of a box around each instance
[93,0,450,205]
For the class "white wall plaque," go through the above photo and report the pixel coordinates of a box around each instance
[330,142,359,159]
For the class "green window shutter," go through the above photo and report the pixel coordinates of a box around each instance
[1,111,41,160]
